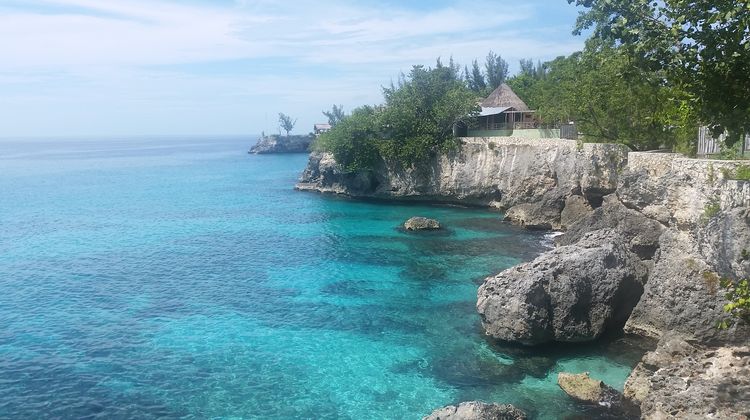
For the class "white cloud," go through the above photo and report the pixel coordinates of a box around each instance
[0,0,585,136]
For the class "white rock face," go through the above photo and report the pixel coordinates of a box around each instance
[297,137,629,230]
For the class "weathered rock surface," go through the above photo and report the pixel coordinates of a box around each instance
[558,372,619,404]
[297,138,629,229]
[624,334,750,419]
[423,402,527,420]
[624,229,750,344]
[557,372,639,418]
[404,216,441,231]
[250,134,313,154]
[477,229,649,345]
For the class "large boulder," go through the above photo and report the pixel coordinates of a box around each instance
[557,195,665,260]
[424,402,527,420]
[477,229,649,345]
[624,334,750,419]
[404,217,441,231]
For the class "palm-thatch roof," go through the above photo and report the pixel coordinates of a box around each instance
[480,83,530,111]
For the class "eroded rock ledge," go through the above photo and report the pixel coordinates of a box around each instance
[624,333,750,419]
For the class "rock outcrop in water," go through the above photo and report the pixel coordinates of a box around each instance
[404,217,441,231]
[557,372,640,418]
[423,402,527,420]
[477,152,750,346]
[477,229,649,345]
[250,134,314,154]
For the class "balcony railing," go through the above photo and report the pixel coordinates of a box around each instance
[486,122,561,130]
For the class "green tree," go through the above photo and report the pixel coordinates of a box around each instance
[524,43,695,151]
[315,62,480,170]
[322,105,346,127]
[484,51,508,90]
[568,0,750,146]
[314,106,381,172]
[379,64,480,165]
[278,113,297,136]
[718,277,750,329]
[467,60,487,93]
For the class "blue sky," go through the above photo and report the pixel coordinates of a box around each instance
[0,0,586,137]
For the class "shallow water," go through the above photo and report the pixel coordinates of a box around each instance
[0,136,649,419]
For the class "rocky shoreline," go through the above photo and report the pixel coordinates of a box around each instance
[296,137,750,419]
[249,134,314,154]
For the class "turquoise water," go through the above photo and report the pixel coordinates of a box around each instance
[0,136,647,419]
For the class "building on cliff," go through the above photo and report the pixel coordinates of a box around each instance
[468,84,576,139]
[314,123,331,137]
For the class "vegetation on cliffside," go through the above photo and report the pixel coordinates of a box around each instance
[314,64,479,171]
[508,0,749,152]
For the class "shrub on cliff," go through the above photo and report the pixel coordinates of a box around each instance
[314,63,479,171]
[313,106,381,172]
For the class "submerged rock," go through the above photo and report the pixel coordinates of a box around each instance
[558,372,640,419]
[404,217,441,231]
[558,372,621,405]
[624,333,750,419]
[477,229,648,345]
[424,402,527,420]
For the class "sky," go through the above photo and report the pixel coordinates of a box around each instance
[0,0,586,137]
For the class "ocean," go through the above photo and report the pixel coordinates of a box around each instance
[0,136,647,419]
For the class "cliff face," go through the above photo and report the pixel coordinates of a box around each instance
[249,134,314,154]
[297,137,629,229]
[297,138,750,345]
[299,138,750,417]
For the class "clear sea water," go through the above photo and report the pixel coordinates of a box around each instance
[0,136,649,419]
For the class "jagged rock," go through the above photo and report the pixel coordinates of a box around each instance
[477,229,649,345]
[404,217,441,231]
[504,193,564,230]
[557,195,665,260]
[249,134,313,154]
[423,402,527,420]
[624,334,750,419]
[624,230,750,344]
[559,194,593,230]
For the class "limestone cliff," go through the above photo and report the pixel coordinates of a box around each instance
[297,139,750,345]
[297,137,628,229]
[298,138,750,418]
[249,134,313,154]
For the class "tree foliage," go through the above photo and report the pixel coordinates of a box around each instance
[315,63,479,171]
[484,51,509,90]
[323,105,346,127]
[509,42,697,151]
[278,113,297,136]
[568,0,750,146]
[718,277,750,329]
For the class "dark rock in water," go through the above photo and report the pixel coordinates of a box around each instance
[558,372,640,419]
[424,402,527,420]
[404,217,441,231]
[624,333,750,419]
[249,134,313,154]
[477,229,649,345]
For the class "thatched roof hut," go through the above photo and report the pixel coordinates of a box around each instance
[480,83,530,111]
